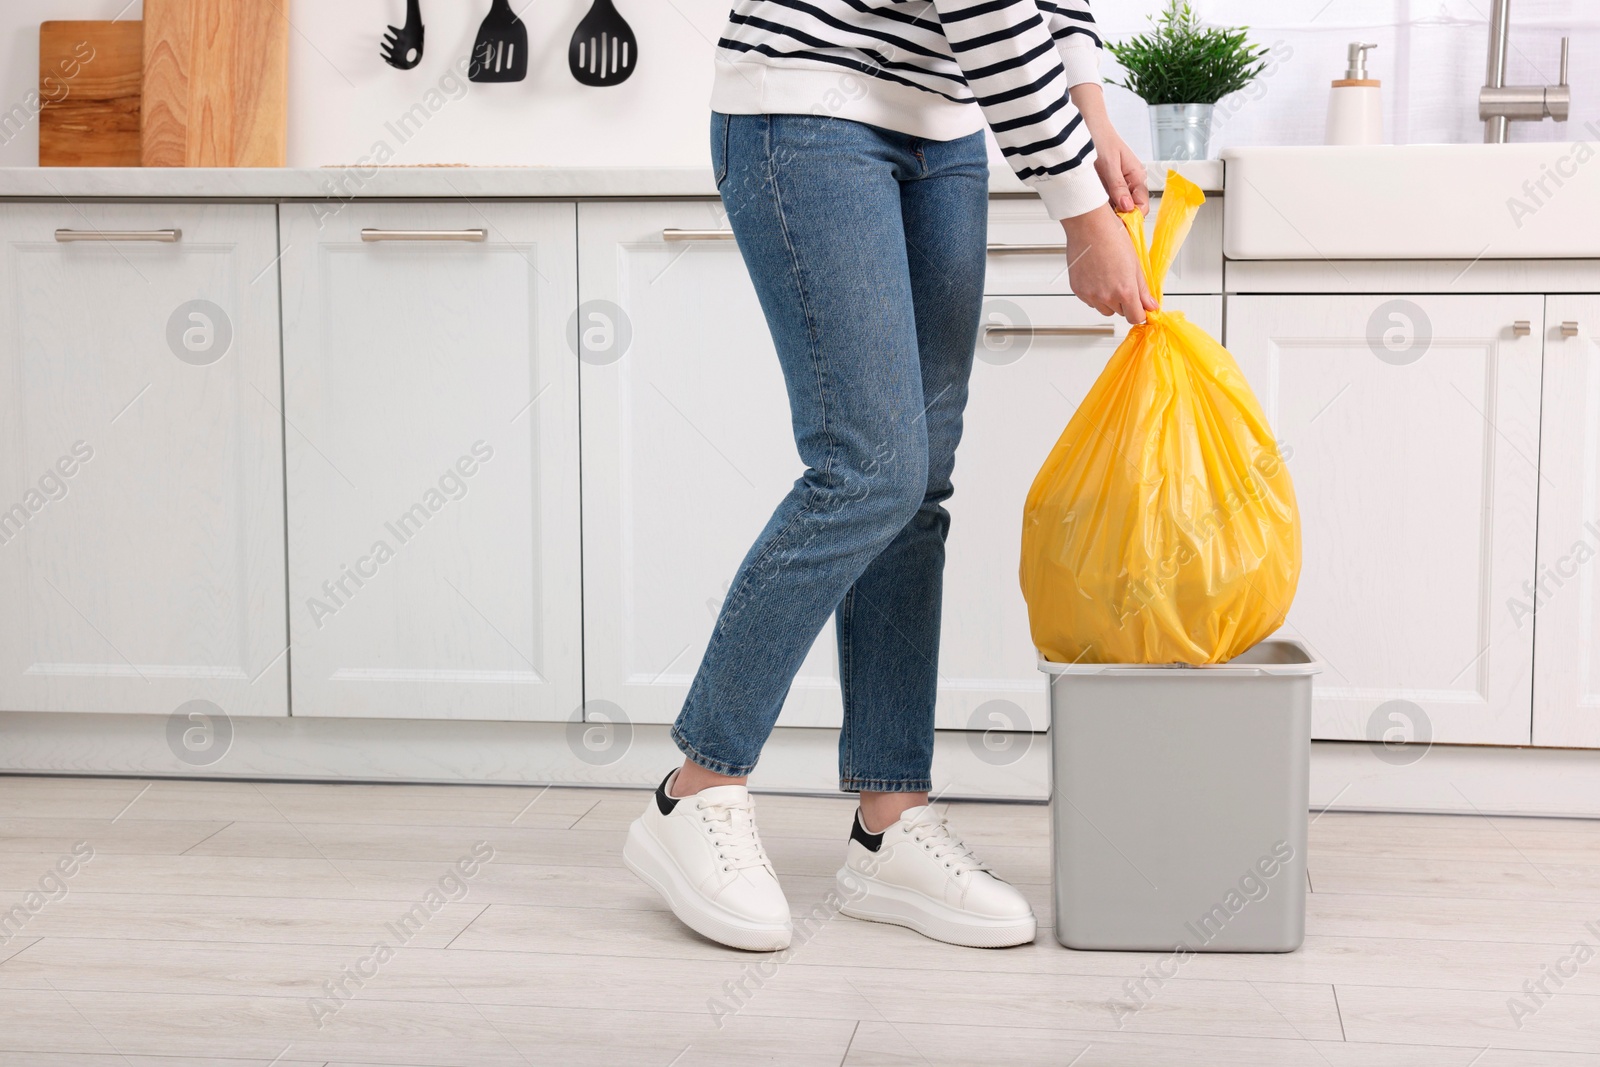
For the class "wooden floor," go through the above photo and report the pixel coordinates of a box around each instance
[1,776,1598,1066]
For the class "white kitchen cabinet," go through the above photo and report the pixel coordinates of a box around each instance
[577,200,836,727]
[278,202,581,721]
[946,294,1222,729]
[0,203,287,716]
[1227,294,1542,746]
[1532,299,1600,748]
[578,198,1221,731]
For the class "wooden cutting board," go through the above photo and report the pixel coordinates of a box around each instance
[38,21,143,167]
[142,0,287,167]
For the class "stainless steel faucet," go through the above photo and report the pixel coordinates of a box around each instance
[1480,0,1571,143]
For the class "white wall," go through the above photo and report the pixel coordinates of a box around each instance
[1,0,1595,169]
[1186,0,1598,152]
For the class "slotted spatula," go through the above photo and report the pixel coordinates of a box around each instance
[568,0,638,86]
[469,0,528,83]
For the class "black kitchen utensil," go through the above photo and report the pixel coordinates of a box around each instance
[469,0,529,83]
[568,0,638,86]
[380,0,425,70]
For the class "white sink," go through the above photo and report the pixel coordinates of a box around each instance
[1221,141,1600,260]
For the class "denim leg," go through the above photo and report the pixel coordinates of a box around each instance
[835,130,990,793]
[672,114,933,778]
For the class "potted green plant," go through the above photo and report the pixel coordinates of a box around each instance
[1106,0,1268,160]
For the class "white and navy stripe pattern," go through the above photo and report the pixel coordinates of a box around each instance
[712,0,1106,218]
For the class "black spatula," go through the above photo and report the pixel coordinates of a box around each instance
[380,0,425,70]
[469,0,528,82]
[568,0,638,86]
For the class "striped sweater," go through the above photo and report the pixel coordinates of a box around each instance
[711,0,1107,219]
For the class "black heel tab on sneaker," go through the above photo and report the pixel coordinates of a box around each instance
[851,810,885,853]
[655,770,681,816]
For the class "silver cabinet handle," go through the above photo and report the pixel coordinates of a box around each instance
[662,228,735,241]
[985,324,1116,338]
[1513,320,1532,337]
[56,228,181,242]
[360,228,487,242]
[1561,321,1580,337]
[986,243,1065,255]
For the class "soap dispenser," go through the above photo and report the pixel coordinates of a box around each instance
[1326,42,1383,145]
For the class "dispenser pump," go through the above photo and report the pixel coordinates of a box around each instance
[1326,41,1384,144]
[1342,42,1378,82]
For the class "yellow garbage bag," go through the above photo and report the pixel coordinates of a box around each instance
[1020,171,1300,665]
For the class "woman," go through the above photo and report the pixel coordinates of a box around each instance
[624,0,1156,951]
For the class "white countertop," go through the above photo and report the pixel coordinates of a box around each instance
[0,161,1223,200]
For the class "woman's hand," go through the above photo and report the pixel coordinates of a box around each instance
[1069,83,1150,215]
[1061,204,1158,325]
[1091,132,1150,216]
[1058,84,1155,321]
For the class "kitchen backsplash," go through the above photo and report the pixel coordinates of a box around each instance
[0,0,1595,168]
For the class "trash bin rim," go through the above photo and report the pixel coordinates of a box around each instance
[1037,639,1321,677]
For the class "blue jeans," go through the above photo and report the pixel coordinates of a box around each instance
[671,113,989,792]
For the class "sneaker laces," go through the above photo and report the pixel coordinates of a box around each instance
[906,810,991,877]
[698,795,772,872]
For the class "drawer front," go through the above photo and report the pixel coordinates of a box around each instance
[986,195,1223,296]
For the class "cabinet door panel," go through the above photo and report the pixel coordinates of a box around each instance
[1533,298,1600,748]
[279,202,581,721]
[944,295,1222,730]
[0,203,287,716]
[1227,294,1540,745]
[578,201,838,727]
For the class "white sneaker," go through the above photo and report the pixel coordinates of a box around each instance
[837,805,1036,948]
[624,770,792,951]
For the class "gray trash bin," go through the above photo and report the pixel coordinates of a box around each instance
[1043,639,1318,952]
